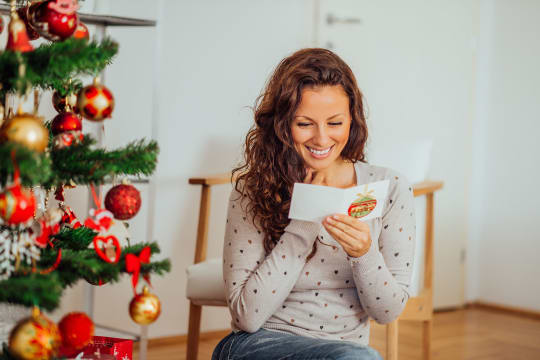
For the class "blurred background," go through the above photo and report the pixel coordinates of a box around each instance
[22,0,538,341]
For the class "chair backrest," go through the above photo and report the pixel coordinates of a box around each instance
[189,173,443,360]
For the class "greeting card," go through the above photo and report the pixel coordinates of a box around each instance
[288,180,390,223]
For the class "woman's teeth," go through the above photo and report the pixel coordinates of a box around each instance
[308,146,332,155]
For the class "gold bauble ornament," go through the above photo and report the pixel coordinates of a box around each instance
[8,307,61,360]
[0,111,48,152]
[129,286,161,325]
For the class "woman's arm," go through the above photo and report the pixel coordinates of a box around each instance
[223,187,321,333]
[347,172,416,324]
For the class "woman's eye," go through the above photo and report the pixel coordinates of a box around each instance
[329,122,343,126]
[297,122,312,127]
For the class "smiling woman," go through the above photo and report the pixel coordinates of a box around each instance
[291,85,354,188]
[212,48,415,360]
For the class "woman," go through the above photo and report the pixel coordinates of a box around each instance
[212,48,415,359]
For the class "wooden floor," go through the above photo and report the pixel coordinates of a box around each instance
[134,308,540,360]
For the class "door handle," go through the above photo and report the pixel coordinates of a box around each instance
[326,13,362,26]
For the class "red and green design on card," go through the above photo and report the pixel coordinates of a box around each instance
[348,185,377,219]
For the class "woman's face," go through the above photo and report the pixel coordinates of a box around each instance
[291,85,352,172]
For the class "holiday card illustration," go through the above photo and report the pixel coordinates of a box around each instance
[288,180,390,223]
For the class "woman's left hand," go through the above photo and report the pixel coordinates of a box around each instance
[323,214,372,257]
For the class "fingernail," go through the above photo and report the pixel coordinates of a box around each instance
[332,215,340,220]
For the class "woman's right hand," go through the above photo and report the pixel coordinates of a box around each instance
[303,168,325,185]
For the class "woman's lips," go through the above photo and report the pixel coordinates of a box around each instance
[306,145,334,159]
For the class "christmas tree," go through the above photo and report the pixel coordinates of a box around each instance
[0,1,170,358]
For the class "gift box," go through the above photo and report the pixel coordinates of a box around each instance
[61,336,133,360]
[66,354,115,360]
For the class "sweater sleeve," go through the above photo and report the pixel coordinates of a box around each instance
[347,171,416,324]
[223,187,322,333]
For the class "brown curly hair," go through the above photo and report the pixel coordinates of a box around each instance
[232,48,368,262]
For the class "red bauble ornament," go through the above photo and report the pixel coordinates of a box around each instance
[28,0,79,41]
[51,111,82,135]
[72,21,89,40]
[6,11,34,53]
[0,184,36,225]
[77,78,115,121]
[17,7,40,40]
[58,312,94,350]
[51,112,82,135]
[52,90,78,113]
[104,184,141,220]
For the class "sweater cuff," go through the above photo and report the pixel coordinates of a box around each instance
[347,240,383,273]
[284,219,322,241]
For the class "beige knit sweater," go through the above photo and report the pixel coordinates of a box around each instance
[222,161,416,346]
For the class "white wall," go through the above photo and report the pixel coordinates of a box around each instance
[467,0,540,311]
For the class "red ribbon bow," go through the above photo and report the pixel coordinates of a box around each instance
[125,246,152,293]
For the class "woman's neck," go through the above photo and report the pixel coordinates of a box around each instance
[314,158,356,189]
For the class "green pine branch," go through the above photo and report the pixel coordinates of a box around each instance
[0,37,118,96]
[52,226,97,250]
[0,273,63,311]
[0,239,171,311]
[39,241,171,288]
[0,142,53,188]
[48,136,159,187]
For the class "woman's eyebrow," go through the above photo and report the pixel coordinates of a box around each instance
[294,114,344,120]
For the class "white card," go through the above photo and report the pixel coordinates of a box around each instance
[288,180,390,223]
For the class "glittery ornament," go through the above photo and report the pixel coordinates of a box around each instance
[52,90,78,114]
[129,286,161,325]
[0,184,36,225]
[0,112,48,152]
[27,0,79,41]
[8,307,61,360]
[76,78,114,121]
[104,184,141,220]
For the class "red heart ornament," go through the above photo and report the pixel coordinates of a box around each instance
[93,235,121,263]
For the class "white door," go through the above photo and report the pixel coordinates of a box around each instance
[316,0,478,309]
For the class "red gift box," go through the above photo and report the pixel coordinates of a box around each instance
[61,336,133,360]
[66,354,115,360]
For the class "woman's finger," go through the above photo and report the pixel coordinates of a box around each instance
[323,221,357,248]
[331,214,368,232]
[326,219,365,245]
[325,216,364,242]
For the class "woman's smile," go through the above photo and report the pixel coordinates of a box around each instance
[306,145,334,159]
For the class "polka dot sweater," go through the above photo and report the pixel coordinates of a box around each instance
[222,162,416,346]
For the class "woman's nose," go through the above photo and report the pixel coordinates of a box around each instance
[313,126,330,145]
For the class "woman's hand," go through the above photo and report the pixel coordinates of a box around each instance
[303,168,325,185]
[323,214,372,257]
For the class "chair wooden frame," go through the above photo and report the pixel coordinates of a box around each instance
[187,173,443,360]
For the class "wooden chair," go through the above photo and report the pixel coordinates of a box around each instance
[186,173,443,360]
